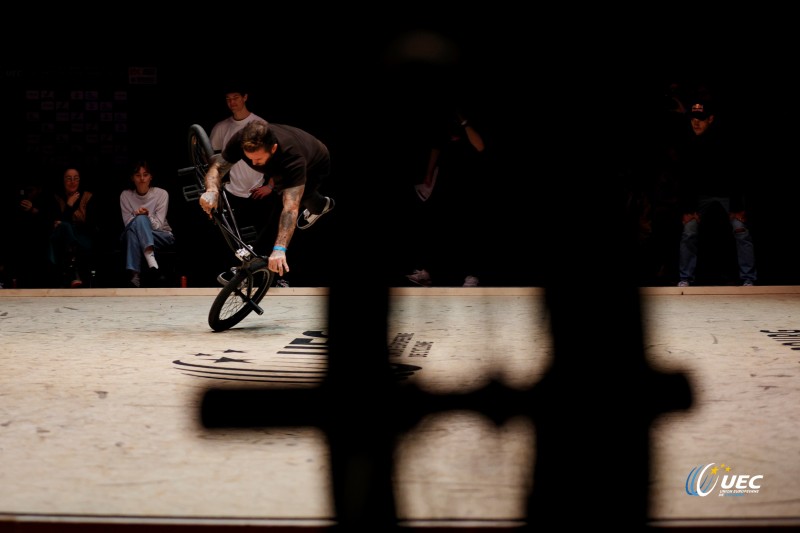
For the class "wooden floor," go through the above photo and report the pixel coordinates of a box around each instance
[1,286,799,531]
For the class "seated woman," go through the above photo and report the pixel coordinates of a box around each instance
[49,166,96,288]
[119,160,175,287]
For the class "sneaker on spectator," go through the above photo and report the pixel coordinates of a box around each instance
[414,168,438,201]
[677,280,690,287]
[276,278,290,288]
[297,197,335,230]
[742,279,755,286]
[406,269,432,287]
[414,183,432,201]
[463,275,480,287]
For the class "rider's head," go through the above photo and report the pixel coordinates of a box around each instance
[241,120,278,165]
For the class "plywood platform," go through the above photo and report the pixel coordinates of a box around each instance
[1,287,799,531]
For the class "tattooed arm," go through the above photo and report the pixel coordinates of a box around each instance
[199,157,234,217]
[268,183,304,276]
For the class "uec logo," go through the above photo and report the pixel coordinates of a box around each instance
[685,463,763,497]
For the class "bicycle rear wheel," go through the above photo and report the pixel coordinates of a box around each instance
[188,124,214,186]
[208,267,274,332]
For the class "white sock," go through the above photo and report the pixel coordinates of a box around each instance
[145,251,159,270]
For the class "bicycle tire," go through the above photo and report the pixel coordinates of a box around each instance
[188,124,214,186]
[208,267,274,332]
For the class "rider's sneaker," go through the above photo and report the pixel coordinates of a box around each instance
[297,197,335,230]
[217,268,237,286]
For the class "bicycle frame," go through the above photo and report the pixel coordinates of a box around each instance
[179,164,260,263]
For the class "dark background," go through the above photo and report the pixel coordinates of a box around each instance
[2,19,798,288]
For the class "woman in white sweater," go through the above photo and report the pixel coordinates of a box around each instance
[119,161,175,287]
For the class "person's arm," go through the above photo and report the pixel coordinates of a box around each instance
[267,183,304,276]
[120,191,137,226]
[209,123,224,153]
[249,177,275,200]
[72,191,91,224]
[59,193,79,222]
[204,158,232,193]
[463,123,485,153]
[199,157,233,217]
[149,189,170,231]
[422,148,440,187]
[456,112,485,153]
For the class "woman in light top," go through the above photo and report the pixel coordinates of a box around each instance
[119,160,175,287]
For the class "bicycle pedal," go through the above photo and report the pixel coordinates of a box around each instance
[182,184,204,201]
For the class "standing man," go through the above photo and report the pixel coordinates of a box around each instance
[676,99,757,287]
[200,120,335,278]
[209,81,271,200]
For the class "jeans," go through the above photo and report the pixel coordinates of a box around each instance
[48,221,92,266]
[121,216,175,273]
[678,196,757,283]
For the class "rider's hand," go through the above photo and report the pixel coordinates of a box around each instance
[268,249,290,276]
[199,190,218,217]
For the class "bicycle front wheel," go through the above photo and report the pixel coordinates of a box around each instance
[208,267,274,332]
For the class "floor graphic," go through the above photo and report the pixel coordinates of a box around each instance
[173,330,425,383]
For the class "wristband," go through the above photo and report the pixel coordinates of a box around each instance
[273,245,287,252]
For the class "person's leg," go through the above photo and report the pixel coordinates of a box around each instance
[710,195,757,284]
[49,222,80,286]
[678,216,699,283]
[123,216,154,273]
[48,222,73,265]
[730,216,757,283]
[296,162,334,230]
[150,229,176,286]
[300,189,329,215]
[152,229,175,251]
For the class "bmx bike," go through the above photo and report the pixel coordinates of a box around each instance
[178,124,275,332]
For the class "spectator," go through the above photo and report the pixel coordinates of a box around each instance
[209,80,270,202]
[49,167,95,288]
[9,179,54,287]
[675,99,757,287]
[405,103,488,287]
[119,160,175,287]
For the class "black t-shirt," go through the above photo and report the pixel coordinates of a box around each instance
[676,126,744,212]
[221,123,330,194]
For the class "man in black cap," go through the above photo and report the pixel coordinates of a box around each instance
[675,99,757,287]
